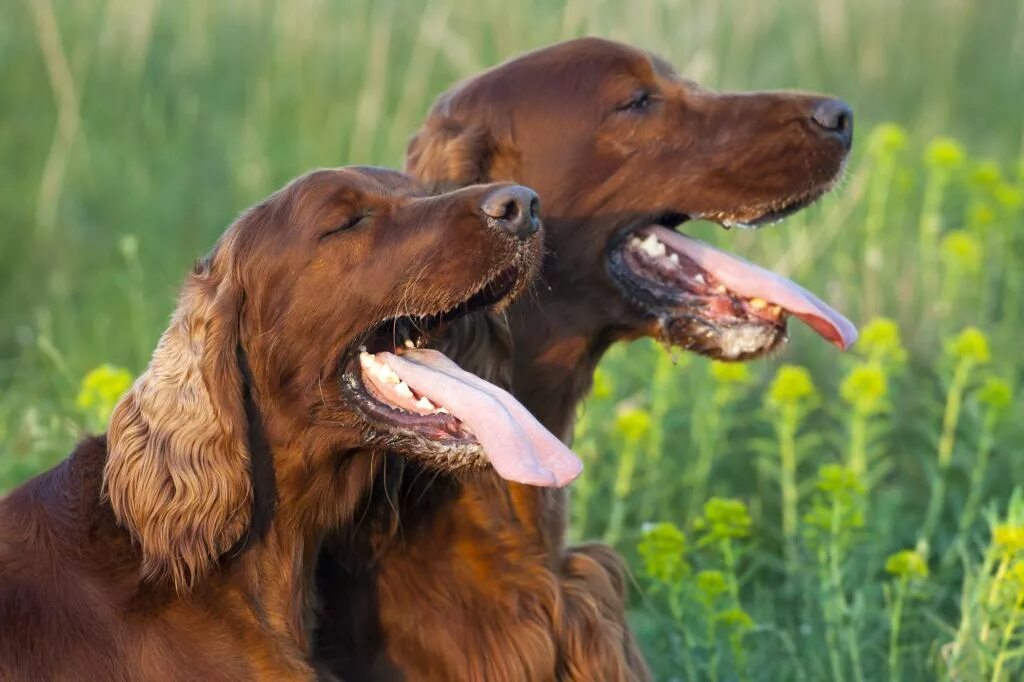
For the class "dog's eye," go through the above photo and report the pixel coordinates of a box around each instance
[320,214,369,240]
[618,90,655,112]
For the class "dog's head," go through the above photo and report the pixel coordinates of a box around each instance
[408,37,856,362]
[104,167,579,591]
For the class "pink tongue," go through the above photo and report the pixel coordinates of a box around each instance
[375,349,583,488]
[642,225,858,349]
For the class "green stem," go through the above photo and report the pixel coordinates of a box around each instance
[848,411,868,481]
[888,578,908,682]
[779,407,800,569]
[991,596,1023,682]
[922,357,974,542]
[604,437,640,546]
[641,349,676,520]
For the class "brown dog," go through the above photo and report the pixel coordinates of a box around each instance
[0,167,582,680]
[315,38,857,681]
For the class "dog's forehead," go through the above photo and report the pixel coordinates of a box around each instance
[446,38,673,110]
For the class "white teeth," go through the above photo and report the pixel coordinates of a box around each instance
[639,234,667,257]
[394,381,413,398]
[668,252,679,265]
[714,284,728,294]
[416,396,436,411]
[749,297,768,310]
[694,273,705,284]
[403,339,416,349]
[435,406,449,414]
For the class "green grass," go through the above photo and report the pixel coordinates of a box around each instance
[2,0,1024,679]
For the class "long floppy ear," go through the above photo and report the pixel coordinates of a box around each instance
[105,249,251,592]
[405,115,497,190]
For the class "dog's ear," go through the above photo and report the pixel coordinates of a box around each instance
[105,246,251,592]
[405,114,496,190]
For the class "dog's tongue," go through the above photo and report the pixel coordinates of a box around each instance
[642,225,858,349]
[376,349,583,488]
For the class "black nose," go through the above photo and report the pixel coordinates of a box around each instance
[810,98,854,149]
[480,185,541,241]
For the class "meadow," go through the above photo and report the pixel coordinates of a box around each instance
[2,0,1023,679]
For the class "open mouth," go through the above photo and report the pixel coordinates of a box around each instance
[339,262,581,488]
[608,207,857,360]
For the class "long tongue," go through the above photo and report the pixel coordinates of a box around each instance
[373,349,583,488]
[642,225,858,349]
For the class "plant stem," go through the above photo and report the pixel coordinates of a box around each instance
[779,406,800,569]
[888,577,908,682]
[922,357,974,542]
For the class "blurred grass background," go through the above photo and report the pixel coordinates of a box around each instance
[2,0,1023,678]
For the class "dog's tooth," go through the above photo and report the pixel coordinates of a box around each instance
[435,406,449,414]
[770,305,783,316]
[640,234,666,257]
[415,396,436,411]
[749,297,768,310]
[394,381,413,398]
[403,339,416,349]
[714,284,727,294]
[694,273,705,284]
[668,252,679,265]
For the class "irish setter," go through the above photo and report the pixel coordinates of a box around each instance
[315,38,858,680]
[0,167,582,680]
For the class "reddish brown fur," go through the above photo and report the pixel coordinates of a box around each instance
[316,38,851,681]
[0,168,540,681]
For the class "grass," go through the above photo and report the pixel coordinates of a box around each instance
[2,0,1024,679]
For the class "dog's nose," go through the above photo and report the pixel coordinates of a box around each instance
[481,185,541,240]
[810,98,853,149]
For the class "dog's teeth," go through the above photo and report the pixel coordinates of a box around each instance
[749,297,767,310]
[640,234,666,257]
[404,339,416,349]
[668,253,679,265]
[435,406,449,414]
[694,273,705,284]
[714,284,728,294]
[415,396,436,411]
[770,305,783,316]
[394,381,414,398]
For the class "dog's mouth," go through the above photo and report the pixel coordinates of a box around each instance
[340,262,581,488]
[608,202,857,361]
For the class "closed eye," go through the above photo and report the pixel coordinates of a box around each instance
[616,90,658,112]
[320,213,370,240]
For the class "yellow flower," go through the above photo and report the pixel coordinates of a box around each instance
[696,497,752,542]
[978,377,1013,412]
[841,364,888,414]
[924,137,965,171]
[945,327,991,364]
[994,182,1023,211]
[967,203,996,230]
[993,525,1024,555]
[638,522,689,584]
[76,364,133,425]
[868,123,908,157]
[591,367,613,400]
[857,317,907,366]
[970,160,1004,191]
[614,408,651,443]
[885,549,929,580]
[711,361,752,386]
[715,607,754,631]
[696,570,729,600]
[767,365,818,408]
[941,230,983,273]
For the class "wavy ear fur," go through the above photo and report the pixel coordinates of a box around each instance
[105,251,251,592]
[405,115,495,190]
